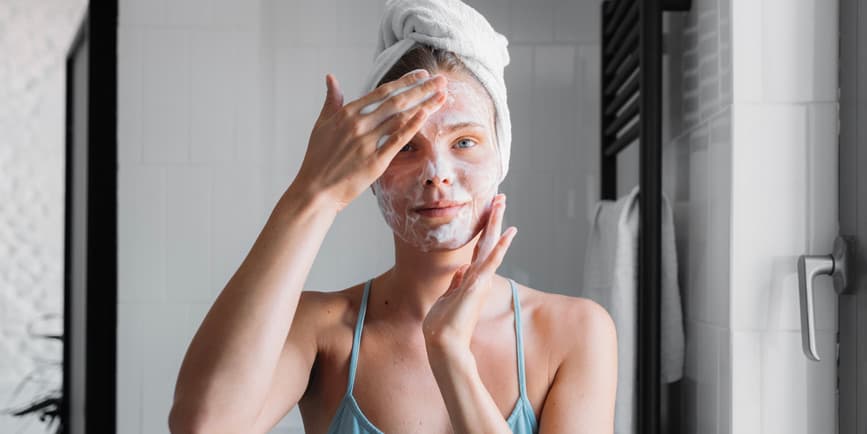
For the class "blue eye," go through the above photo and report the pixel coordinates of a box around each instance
[455,138,477,149]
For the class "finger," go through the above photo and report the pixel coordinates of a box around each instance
[356,74,447,132]
[345,69,430,115]
[471,193,502,265]
[479,227,518,276]
[370,90,447,162]
[443,264,470,297]
[319,73,344,119]
[478,194,506,261]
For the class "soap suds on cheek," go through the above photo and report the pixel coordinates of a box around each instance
[373,156,499,252]
[372,75,501,252]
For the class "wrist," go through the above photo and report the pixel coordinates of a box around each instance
[282,182,340,217]
[426,340,476,373]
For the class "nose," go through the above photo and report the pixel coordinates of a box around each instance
[425,175,451,186]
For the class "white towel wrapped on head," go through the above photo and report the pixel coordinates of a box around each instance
[361,0,512,182]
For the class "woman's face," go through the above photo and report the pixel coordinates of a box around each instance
[372,71,501,252]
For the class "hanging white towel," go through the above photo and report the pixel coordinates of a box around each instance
[581,185,684,434]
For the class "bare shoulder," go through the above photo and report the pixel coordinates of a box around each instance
[293,283,366,346]
[511,281,617,364]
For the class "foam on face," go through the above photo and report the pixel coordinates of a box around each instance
[372,75,501,252]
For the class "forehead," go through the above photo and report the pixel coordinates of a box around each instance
[419,71,494,133]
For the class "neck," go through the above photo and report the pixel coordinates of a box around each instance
[373,231,504,324]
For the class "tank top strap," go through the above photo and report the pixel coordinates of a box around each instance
[346,278,372,396]
[509,278,530,399]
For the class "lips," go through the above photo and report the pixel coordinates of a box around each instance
[413,200,466,211]
[413,201,466,218]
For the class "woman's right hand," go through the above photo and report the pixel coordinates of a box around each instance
[291,69,448,213]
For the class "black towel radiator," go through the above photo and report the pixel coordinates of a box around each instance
[600,0,691,433]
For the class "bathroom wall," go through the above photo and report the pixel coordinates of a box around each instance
[117,0,602,432]
[115,0,269,432]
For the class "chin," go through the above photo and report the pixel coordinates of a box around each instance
[397,222,484,253]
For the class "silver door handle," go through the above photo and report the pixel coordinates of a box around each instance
[797,235,854,361]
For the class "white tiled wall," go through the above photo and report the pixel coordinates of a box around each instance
[118,0,603,432]
[117,0,271,432]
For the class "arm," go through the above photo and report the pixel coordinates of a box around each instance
[426,346,512,434]
[538,299,618,433]
[169,184,337,433]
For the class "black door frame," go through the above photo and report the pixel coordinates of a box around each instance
[837,0,865,432]
[63,2,118,433]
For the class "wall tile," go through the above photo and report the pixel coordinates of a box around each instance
[731,104,808,331]
[731,0,763,102]
[762,0,837,103]
[189,30,237,165]
[211,0,260,31]
[810,0,838,102]
[268,0,338,48]
[534,45,575,89]
[553,0,599,43]
[510,0,554,43]
[117,303,145,434]
[166,167,212,303]
[162,0,204,28]
[118,166,167,303]
[731,330,761,434]
[336,0,385,47]
[118,27,143,164]
[119,0,166,27]
[759,331,810,434]
[141,303,192,434]
[235,30,266,166]
[142,28,190,164]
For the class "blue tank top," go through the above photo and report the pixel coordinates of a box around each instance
[326,277,538,434]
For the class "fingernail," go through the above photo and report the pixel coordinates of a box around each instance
[404,68,428,79]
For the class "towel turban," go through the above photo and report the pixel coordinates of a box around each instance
[361,0,512,183]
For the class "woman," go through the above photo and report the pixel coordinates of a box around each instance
[169,2,617,434]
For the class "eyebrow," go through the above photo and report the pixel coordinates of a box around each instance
[443,121,486,132]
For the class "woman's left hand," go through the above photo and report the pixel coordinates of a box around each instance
[422,193,518,360]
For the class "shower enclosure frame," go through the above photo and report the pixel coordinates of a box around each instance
[63,2,118,433]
